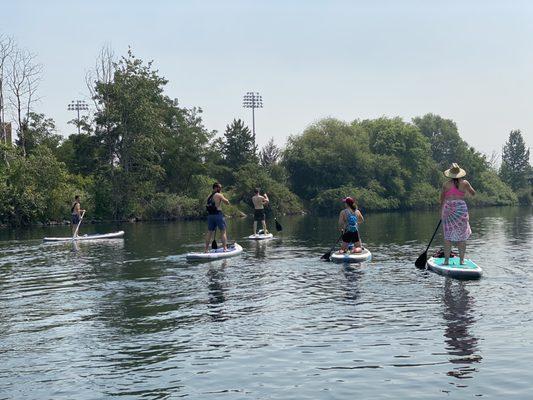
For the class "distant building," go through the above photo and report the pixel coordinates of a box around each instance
[1,122,12,145]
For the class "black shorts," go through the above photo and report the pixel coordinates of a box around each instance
[71,214,80,225]
[254,209,266,222]
[342,230,360,243]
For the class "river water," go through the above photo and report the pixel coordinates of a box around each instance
[0,207,531,399]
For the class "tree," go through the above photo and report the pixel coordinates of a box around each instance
[221,119,257,169]
[0,35,15,153]
[500,130,531,190]
[7,48,42,157]
[21,112,62,155]
[260,137,281,168]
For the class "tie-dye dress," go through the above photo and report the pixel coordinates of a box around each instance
[442,200,471,242]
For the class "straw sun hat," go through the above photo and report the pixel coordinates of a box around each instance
[444,163,466,178]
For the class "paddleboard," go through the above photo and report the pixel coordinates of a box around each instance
[43,231,125,242]
[426,256,482,280]
[186,243,243,261]
[248,233,274,240]
[330,248,372,263]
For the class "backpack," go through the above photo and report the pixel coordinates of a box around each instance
[346,209,358,232]
[206,193,218,214]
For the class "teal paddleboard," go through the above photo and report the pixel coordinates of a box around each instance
[426,256,482,280]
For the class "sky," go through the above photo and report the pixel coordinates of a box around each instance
[3,0,532,160]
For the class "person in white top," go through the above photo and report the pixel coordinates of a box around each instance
[251,188,269,235]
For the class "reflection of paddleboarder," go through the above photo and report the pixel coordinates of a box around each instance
[207,261,228,322]
[442,280,481,381]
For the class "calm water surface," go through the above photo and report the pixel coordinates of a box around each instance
[0,207,532,399]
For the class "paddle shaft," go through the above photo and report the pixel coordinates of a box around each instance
[73,210,85,238]
[424,220,442,253]
[322,232,344,259]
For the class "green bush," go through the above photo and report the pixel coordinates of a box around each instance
[231,163,303,215]
[404,183,440,208]
[311,186,399,216]
[143,193,201,219]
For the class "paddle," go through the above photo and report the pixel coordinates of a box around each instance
[274,217,283,232]
[212,229,218,250]
[321,232,344,261]
[73,210,86,238]
[415,219,442,268]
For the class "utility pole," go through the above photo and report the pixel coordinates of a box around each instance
[67,100,89,134]
[242,92,263,146]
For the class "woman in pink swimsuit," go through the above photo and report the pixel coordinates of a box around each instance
[440,163,476,265]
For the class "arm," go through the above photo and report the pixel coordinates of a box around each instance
[218,193,230,205]
[338,211,346,231]
[463,180,476,196]
[440,184,446,208]
[262,193,269,205]
[75,203,85,215]
[357,210,364,224]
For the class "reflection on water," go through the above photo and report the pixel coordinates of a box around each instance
[442,280,481,381]
[207,261,229,322]
[0,207,531,399]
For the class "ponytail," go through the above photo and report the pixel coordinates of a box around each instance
[452,178,459,189]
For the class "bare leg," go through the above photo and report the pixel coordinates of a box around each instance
[353,240,362,253]
[458,241,466,264]
[443,240,452,265]
[221,230,228,251]
[262,220,268,234]
[340,241,349,253]
[205,231,214,252]
[253,221,257,234]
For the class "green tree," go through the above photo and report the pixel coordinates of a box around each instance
[56,133,100,176]
[500,130,531,190]
[161,105,214,193]
[260,137,280,168]
[91,50,170,218]
[221,119,257,169]
[283,118,372,200]
[20,112,62,155]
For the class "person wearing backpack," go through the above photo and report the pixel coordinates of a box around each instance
[205,182,230,252]
[338,197,364,253]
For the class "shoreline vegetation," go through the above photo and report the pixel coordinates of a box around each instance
[0,43,531,228]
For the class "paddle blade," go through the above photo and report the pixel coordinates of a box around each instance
[275,218,283,232]
[321,251,332,261]
[212,239,218,250]
[415,251,427,268]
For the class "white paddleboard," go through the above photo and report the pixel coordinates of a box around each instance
[43,231,125,242]
[330,248,372,263]
[186,243,243,261]
[248,233,274,240]
[426,257,482,280]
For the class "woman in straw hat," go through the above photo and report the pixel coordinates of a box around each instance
[440,163,476,265]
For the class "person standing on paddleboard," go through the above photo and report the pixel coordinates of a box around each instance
[205,182,230,252]
[251,188,269,235]
[338,197,364,253]
[440,163,476,265]
[71,195,86,237]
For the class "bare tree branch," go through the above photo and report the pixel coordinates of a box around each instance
[7,48,42,157]
[86,44,115,111]
[0,34,16,148]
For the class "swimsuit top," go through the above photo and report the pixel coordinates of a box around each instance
[444,185,465,198]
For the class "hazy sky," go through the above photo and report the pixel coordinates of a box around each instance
[3,0,532,159]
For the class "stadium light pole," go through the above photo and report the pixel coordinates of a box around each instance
[67,100,89,135]
[242,92,263,145]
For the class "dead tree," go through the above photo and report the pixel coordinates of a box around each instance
[7,48,42,157]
